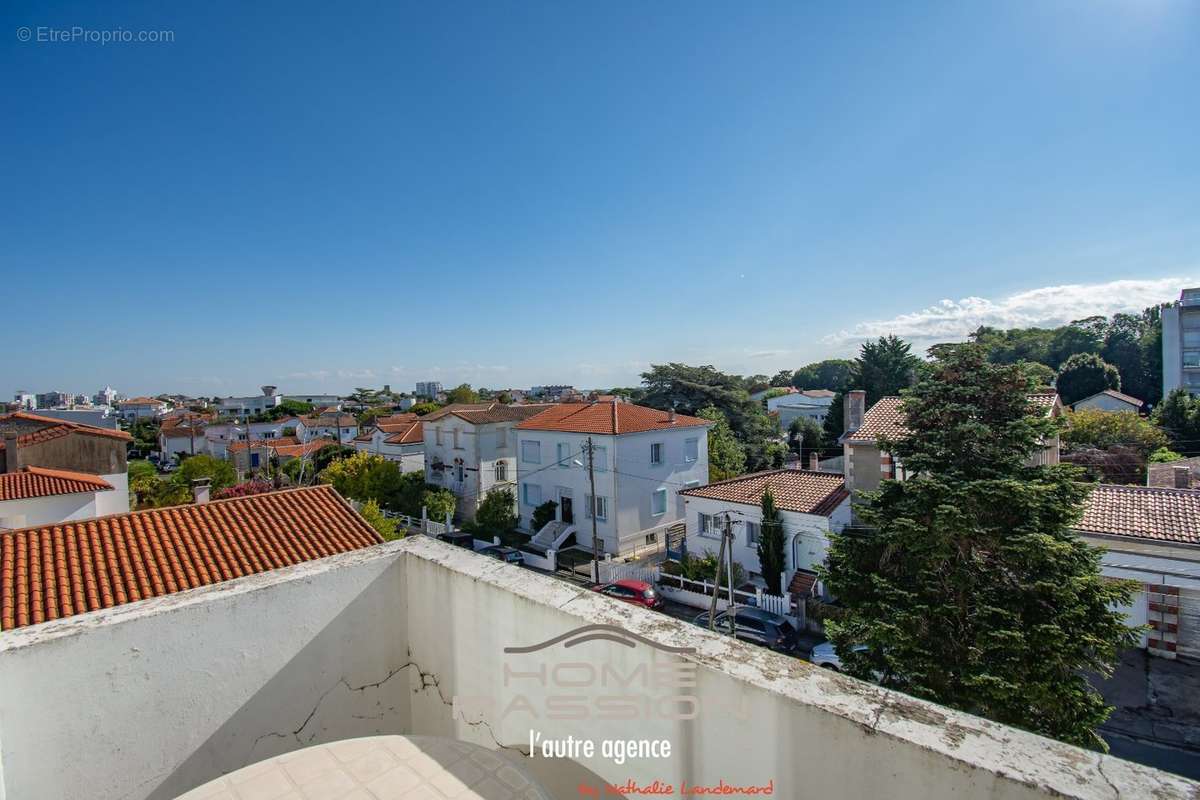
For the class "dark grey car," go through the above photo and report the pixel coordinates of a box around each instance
[692,607,800,654]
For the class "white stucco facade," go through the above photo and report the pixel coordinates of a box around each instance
[0,471,128,530]
[423,417,519,521]
[354,429,425,473]
[683,493,851,588]
[515,426,708,555]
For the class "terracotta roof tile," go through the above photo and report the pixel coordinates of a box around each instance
[0,485,381,631]
[846,393,1060,444]
[679,469,848,516]
[516,401,710,436]
[1076,484,1200,546]
[0,467,113,502]
[0,411,131,450]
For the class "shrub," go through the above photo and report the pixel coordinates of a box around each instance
[531,500,558,532]
[359,499,399,541]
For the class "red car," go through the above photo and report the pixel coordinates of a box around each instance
[591,579,664,610]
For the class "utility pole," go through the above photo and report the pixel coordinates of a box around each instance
[706,512,738,637]
[586,436,600,583]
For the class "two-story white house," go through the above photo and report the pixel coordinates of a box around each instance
[296,413,359,444]
[352,414,425,473]
[117,397,168,421]
[679,469,851,597]
[514,400,711,558]
[422,403,556,521]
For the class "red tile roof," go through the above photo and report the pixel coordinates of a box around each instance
[0,485,381,631]
[0,411,132,450]
[119,397,165,407]
[516,401,710,436]
[679,469,849,516]
[227,436,301,452]
[845,393,1060,444]
[1076,484,1200,546]
[271,438,339,458]
[0,467,113,502]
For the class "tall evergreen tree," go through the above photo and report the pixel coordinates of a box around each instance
[821,344,1138,750]
[756,488,785,595]
[853,335,922,404]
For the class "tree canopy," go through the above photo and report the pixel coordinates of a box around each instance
[1153,388,1200,456]
[1055,353,1120,406]
[790,359,854,392]
[756,489,785,595]
[697,406,747,481]
[640,363,778,470]
[822,344,1137,750]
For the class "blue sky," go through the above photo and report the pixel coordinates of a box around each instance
[3,1,1198,398]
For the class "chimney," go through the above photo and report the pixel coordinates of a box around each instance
[192,478,211,505]
[845,390,867,435]
[3,432,18,473]
[809,452,820,471]
[668,408,677,425]
[1173,465,1190,489]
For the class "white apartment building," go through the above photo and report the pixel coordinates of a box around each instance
[422,403,555,521]
[1162,287,1200,397]
[216,389,282,417]
[514,400,710,557]
[414,381,442,399]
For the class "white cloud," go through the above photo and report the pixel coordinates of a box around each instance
[826,276,1194,346]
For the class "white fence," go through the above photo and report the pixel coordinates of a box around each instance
[598,562,801,624]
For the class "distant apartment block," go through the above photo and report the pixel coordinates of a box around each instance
[216,386,283,417]
[414,381,442,399]
[1161,287,1200,397]
[12,392,34,411]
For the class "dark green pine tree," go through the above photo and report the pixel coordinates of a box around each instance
[757,488,786,595]
[821,344,1138,750]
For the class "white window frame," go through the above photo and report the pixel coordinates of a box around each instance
[495,428,507,449]
[495,461,508,482]
[435,428,443,446]
[651,488,667,516]
[745,521,761,547]
[521,440,541,464]
[592,445,608,472]
[650,442,664,466]
[522,483,542,507]
[557,442,570,469]
[586,494,608,521]
[684,438,698,463]
[698,512,719,539]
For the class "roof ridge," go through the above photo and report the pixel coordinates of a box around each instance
[0,483,344,537]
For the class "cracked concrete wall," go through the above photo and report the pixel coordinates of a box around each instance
[0,544,411,800]
[397,536,1199,800]
[0,535,1195,800]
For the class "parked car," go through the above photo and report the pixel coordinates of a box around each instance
[809,640,869,672]
[692,607,800,654]
[436,532,475,550]
[591,579,664,610]
[479,545,525,566]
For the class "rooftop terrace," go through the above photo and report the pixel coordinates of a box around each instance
[0,535,1194,800]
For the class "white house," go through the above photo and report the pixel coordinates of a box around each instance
[0,411,131,528]
[1075,483,1200,661]
[422,403,556,521]
[296,413,359,444]
[0,466,127,530]
[1071,389,1144,414]
[216,391,282,418]
[513,400,710,557]
[679,469,851,596]
[352,414,425,473]
[117,397,167,421]
[283,394,342,409]
[204,419,297,459]
[767,389,836,429]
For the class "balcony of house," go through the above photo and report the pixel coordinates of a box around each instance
[0,536,1194,800]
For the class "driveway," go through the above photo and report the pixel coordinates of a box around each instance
[1091,649,1200,781]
